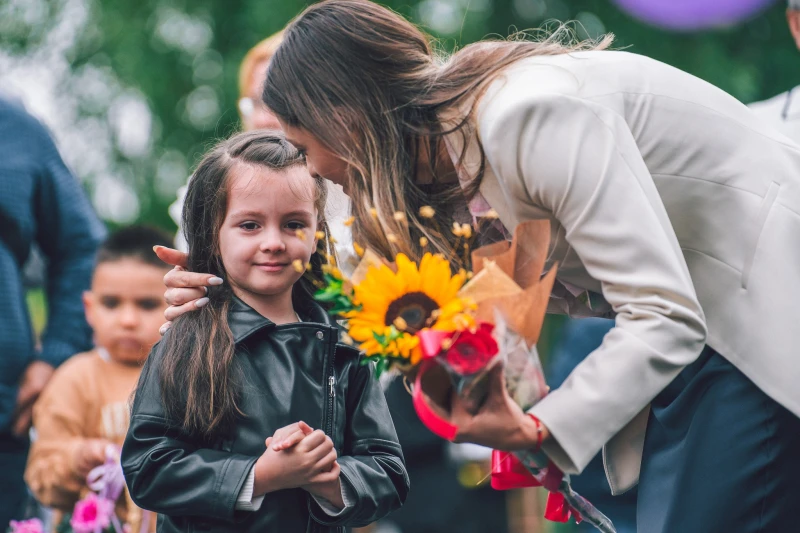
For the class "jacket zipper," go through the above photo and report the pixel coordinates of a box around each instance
[324,330,337,437]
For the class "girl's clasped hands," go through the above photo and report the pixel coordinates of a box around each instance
[253,421,345,509]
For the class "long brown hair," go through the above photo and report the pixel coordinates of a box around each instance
[264,0,612,265]
[159,130,330,440]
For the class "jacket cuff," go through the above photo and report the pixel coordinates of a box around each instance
[528,397,586,475]
[235,466,265,512]
[308,475,358,525]
[216,455,259,518]
[310,480,355,516]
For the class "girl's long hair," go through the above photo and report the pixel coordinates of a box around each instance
[159,130,330,441]
[264,0,612,266]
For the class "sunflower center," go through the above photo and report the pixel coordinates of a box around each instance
[385,292,439,333]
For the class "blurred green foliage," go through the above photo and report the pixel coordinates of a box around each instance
[114,0,797,232]
[3,0,798,234]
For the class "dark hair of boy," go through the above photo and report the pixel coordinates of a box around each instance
[95,226,174,269]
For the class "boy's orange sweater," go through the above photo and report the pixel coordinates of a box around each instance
[25,349,155,532]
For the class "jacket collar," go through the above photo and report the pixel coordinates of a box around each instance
[228,292,339,344]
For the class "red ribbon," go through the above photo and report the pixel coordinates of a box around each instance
[490,451,542,490]
[491,451,582,524]
[413,329,581,525]
[412,359,459,441]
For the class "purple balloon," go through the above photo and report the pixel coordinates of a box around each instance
[612,0,779,31]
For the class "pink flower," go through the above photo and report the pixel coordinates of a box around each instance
[8,519,45,533]
[70,493,115,533]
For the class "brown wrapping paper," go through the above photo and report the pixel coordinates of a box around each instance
[460,219,557,347]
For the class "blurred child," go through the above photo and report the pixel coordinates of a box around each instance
[24,226,172,532]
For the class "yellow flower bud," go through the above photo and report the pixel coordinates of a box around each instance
[440,338,453,351]
[393,211,407,223]
[315,231,325,240]
[343,216,355,227]
[393,316,408,331]
[353,242,365,257]
[292,259,305,273]
[419,236,429,248]
[484,208,499,219]
[295,229,307,241]
[369,207,378,218]
[419,206,435,218]
[387,233,398,244]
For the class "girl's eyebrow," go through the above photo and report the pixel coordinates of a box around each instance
[228,209,315,219]
[283,209,315,219]
[228,209,266,219]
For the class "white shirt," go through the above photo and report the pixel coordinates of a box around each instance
[749,85,800,144]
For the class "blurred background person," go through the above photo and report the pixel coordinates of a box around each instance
[25,226,172,532]
[749,0,800,142]
[0,95,106,526]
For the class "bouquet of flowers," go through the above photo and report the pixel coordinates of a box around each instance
[314,213,616,532]
[9,446,151,533]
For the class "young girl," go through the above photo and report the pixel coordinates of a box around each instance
[121,130,408,533]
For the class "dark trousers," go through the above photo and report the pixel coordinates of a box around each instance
[0,433,31,527]
[637,347,800,533]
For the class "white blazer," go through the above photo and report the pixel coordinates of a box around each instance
[443,51,800,494]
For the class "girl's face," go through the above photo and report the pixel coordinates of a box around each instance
[219,164,319,303]
[280,121,351,193]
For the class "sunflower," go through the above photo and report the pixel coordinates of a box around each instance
[346,253,475,366]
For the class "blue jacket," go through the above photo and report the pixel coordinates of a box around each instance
[0,96,105,432]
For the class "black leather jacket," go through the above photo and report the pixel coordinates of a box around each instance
[122,297,409,532]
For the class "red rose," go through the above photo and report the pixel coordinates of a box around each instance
[444,322,499,375]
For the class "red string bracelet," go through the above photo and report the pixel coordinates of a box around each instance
[528,414,543,452]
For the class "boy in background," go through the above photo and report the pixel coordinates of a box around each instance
[24,226,172,531]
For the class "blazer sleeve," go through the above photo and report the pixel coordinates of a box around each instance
[309,353,409,528]
[121,340,257,521]
[479,91,707,474]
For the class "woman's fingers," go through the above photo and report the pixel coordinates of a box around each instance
[164,266,222,291]
[159,322,172,336]
[154,246,189,268]
[309,460,340,484]
[165,287,208,306]
[164,300,207,322]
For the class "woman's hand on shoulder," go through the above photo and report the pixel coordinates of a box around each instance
[154,246,223,333]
